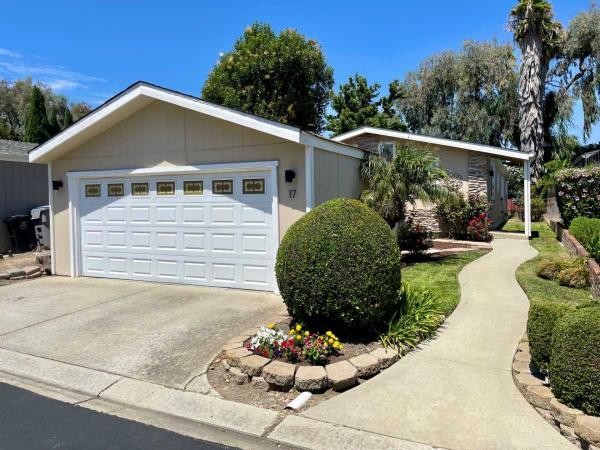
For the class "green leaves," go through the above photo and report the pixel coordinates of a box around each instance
[201,22,333,132]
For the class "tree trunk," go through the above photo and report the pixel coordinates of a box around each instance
[518,32,547,182]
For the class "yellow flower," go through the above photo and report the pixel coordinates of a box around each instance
[326,331,332,337]
[289,329,295,335]
[304,331,309,337]
[267,323,275,329]
[295,324,302,332]
[333,341,340,349]
[295,334,301,341]
[328,338,334,344]
[323,342,328,348]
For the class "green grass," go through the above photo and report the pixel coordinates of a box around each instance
[402,251,487,317]
[516,221,594,305]
[501,217,526,233]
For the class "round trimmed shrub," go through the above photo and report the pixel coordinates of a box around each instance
[275,198,401,330]
[550,307,600,416]
[527,301,575,370]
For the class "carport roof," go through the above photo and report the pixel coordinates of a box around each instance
[28,81,365,164]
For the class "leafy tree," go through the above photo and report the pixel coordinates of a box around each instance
[327,74,406,135]
[23,86,49,143]
[47,109,60,136]
[70,102,92,121]
[62,106,74,129]
[509,0,563,181]
[201,23,334,132]
[391,40,520,147]
[360,144,453,229]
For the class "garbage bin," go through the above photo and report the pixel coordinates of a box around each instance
[3,215,35,253]
[31,205,51,250]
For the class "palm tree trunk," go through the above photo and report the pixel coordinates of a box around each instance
[518,32,547,182]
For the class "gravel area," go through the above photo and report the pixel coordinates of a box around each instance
[0,251,37,272]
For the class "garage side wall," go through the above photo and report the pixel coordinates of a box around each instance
[313,148,363,206]
[50,101,307,276]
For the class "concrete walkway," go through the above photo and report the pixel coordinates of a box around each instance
[295,239,575,450]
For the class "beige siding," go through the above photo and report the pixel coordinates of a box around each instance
[51,101,307,275]
[313,148,363,206]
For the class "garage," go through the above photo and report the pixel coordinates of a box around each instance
[71,165,278,291]
[29,82,364,293]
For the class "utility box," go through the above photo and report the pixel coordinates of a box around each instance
[31,205,51,250]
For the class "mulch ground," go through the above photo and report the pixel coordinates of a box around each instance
[0,251,37,272]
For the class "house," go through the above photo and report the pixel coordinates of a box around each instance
[0,139,48,253]
[29,82,533,294]
[332,126,530,231]
[28,82,364,292]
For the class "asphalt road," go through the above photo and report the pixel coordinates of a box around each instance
[0,383,237,450]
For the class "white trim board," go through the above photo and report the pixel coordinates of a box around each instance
[29,82,363,163]
[66,160,280,291]
[332,126,533,162]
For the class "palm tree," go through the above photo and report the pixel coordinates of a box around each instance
[360,143,453,229]
[509,0,563,181]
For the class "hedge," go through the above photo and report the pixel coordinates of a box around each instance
[275,198,401,331]
[570,216,600,262]
[527,301,576,370]
[550,306,600,416]
[555,166,600,227]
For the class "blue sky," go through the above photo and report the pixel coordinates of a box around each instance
[1,0,598,142]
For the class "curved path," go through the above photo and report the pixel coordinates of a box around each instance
[299,239,574,449]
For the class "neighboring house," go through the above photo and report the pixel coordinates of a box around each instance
[333,127,528,231]
[0,139,48,253]
[29,82,364,292]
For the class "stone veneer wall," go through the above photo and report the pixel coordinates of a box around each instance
[467,152,489,197]
[406,209,441,233]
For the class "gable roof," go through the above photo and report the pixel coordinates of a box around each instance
[28,81,364,163]
[332,126,532,162]
[0,139,38,162]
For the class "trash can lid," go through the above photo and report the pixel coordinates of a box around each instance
[30,205,50,220]
[3,214,31,224]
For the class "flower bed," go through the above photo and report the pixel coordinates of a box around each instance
[215,318,405,394]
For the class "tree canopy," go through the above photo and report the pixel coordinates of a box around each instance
[0,77,90,142]
[389,40,520,147]
[326,74,406,135]
[23,86,50,143]
[201,23,334,132]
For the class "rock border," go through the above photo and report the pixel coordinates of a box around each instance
[0,264,44,281]
[217,320,407,394]
[512,337,600,449]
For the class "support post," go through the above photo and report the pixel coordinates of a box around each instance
[524,159,532,238]
[305,145,314,212]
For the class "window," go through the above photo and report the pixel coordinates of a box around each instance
[183,180,203,196]
[131,182,149,196]
[377,142,396,159]
[212,179,233,195]
[85,184,101,197]
[156,181,175,196]
[107,183,124,197]
[242,178,265,194]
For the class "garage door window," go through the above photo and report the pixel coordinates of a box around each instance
[107,183,124,197]
[183,180,203,196]
[157,181,175,196]
[85,184,101,197]
[212,179,233,195]
[131,182,149,196]
[242,178,265,194]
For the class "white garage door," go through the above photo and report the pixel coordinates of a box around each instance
[77,170,276,291]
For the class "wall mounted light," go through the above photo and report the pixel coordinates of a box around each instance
[285,170,296,183]
[52,180,63,190]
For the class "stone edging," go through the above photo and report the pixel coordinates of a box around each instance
[217,321,406,393]
[0,265,43,281]
[512,338,600,449]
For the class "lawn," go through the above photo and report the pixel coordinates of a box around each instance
[515,220,594,305]
[402,251,487,316]
[500,217,525,233]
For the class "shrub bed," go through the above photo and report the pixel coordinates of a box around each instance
[275,198,401,331]
[537,256,590,289]
[570,217,600,262]
[550,307,600,416]
[435,194,490,241]
[555,166,600,227]
[527,300,576,370]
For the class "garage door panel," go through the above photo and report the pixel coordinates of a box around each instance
[79,171,275,291]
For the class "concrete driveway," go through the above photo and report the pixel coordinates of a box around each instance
[0,277,283,389]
